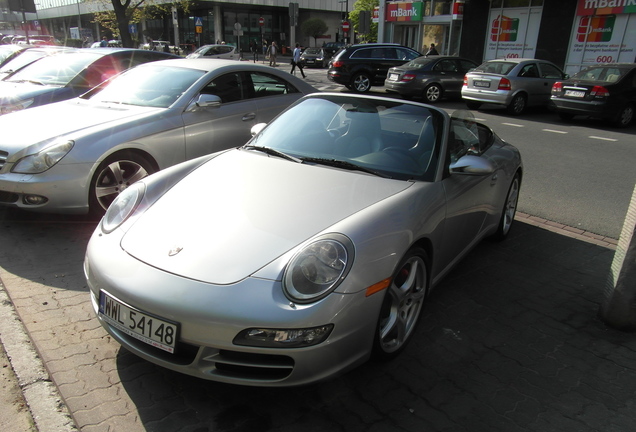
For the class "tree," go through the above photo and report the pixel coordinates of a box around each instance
[300,18,328,47]
[89,0,190,48]
[349,0,379,43]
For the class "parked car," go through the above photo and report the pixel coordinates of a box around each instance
[0,48,177,115]
[0,46,73,81]
[385,56,479,103]
[300,47,327,68]
[85,92,522,387]
[0,59,316,215]
[550,63,636,128]
[186,44,240,60]
[328,43,421,93]
[322,41,346,59]
[0,44,28,68]
[462,58,567,115]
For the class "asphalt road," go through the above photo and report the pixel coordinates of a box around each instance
[301,66,636,240]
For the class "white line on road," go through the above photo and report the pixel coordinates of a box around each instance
[589,136,618,142]
[502,123,524,127]
[542,129,568,134]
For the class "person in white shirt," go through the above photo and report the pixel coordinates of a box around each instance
[290,43,306,78]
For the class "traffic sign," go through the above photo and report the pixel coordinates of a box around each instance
[195,17,203,27]
[259,17,264,26]
[342,21,350,31]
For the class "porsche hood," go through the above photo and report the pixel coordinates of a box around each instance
[121,150,412,285]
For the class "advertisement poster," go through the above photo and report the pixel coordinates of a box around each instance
[484,8,542,60]
[565,9,636,73]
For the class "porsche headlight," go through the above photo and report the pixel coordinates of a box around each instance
[0,98,34,115]
[101,181,145,233]
[12,140,74,174]
[283,234,354,303]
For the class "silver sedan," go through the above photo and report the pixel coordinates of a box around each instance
[0,59,316,214]
[461,58,567,115]
[85,93,522,387]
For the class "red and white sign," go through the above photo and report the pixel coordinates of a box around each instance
[258,17,264,26]
[342,21,350,31]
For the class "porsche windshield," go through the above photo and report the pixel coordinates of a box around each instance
[90,65,206,108]
[248,95,443,181]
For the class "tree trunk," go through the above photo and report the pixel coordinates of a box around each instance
[112,0,134,48]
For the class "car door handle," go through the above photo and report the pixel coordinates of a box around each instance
[242,113,256,121]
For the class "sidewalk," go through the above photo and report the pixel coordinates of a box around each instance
[0,211,630,432]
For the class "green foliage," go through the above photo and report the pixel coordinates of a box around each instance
[300,18,328,47]
[350,0,379,42]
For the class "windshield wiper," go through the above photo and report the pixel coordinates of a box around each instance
[243,145,302,163]
[13,79,45,85]
[300,157,391,178]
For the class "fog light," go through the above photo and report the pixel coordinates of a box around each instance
[233,324,334,348]
[23,195,48,205]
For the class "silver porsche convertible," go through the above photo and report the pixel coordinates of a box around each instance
[85,93,522,386]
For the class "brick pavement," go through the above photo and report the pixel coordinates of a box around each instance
[1,210,634,432]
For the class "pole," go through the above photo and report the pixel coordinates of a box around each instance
[377,0,386,43]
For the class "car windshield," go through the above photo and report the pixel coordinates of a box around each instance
[0,45,21,63]
[304,48,321,55]
[572,66,626,83]
[404,57,435,68]
[90,65,206,108]
[247,95,442,181]
[0,49,61,76]
[7,51,101,85]
[474,61,516,75]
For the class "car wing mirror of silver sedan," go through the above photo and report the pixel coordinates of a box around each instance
[450,155,495,175]
[187,94,222,111]
[251,123,267,136]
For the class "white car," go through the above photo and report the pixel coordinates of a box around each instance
[187,44,240,60]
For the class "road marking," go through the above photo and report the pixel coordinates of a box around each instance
[589,136,617,142]
[502,123,524,127]
[542,129,568,134]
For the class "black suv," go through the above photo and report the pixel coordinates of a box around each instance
[328,43,421,92]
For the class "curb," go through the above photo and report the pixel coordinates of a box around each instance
[0,280,78,432]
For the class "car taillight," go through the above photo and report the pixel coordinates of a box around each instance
[590,85,609,97]
[401,74,416,82]
[498,77,512,91]
[332,60,343,68]
[463,75,468,86]
[552,82,563,95]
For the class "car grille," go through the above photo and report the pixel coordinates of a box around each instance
[0,150,7,170]
[205,349,295,381]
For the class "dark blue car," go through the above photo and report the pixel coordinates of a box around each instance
[0,48,178,115]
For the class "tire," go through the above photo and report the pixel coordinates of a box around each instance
[507,93,527,115]
[558,112,575,121]
[89,151,156,216]
[612,104,634,128]
[373,247,429,359]
[423,83,443,103]
[351,73,372,93]
[465,101,481,110]
[492,173,520,241]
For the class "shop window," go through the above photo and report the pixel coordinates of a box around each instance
[433,0,452,15]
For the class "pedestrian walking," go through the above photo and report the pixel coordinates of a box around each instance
[425,43,439,56]
[290,43,306,78]
[268,41,278,66]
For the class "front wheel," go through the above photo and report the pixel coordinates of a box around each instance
[89,151,155,216]
[492,173,520,241]
[351,73,372,93]
[373,248,429,359]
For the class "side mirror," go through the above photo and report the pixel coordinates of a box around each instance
[250,123,267,137]
[186,94,222,112]
[450,155,495,175]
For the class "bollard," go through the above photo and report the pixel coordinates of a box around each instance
[599,184,636,330]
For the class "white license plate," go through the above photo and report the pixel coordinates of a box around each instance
[565,90,586,98]
[473,80,490,88]
[306,60,314,63]
[99,291,179,353]
[388,73,399,81]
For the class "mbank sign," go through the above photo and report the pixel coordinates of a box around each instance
[386,2,423,22]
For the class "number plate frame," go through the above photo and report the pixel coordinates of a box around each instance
[98,290,179,353]
[473,80,491,88]
[564,89,586,98]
